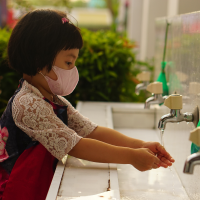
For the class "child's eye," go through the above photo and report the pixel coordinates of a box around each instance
[66,62,72,66]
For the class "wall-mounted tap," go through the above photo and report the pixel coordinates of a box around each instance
[135,71,151,95]
[183,127,200,174]
[135,82,149,95]
[144,82,168,109]
[184,152,200,174]
[158,94,199,130]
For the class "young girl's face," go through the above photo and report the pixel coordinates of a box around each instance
[41,48,79,81]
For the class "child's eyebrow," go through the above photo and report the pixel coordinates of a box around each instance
[66,54,78,59]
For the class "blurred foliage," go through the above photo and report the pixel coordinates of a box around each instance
[30,0,71,7]
[9,0,70,8]
[105,0,119,32]
[69,0,88,8]
[9,0,120,32]
[66,28,154,106]
[10,0,107,9]
[8,0,34,14]
[0,28,22,114]
[0,28,153,115]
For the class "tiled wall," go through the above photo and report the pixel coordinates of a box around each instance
[154,11,200,200]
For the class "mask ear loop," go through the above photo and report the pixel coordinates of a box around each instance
[39,71,57,103]
[39,71,45,78]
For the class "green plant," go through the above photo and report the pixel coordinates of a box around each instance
[0,28,154,115]
[104,0,120,32]
[66,28,153,106]
[0,28,11,64]
[0,28,22,114]
[11,0,70,9]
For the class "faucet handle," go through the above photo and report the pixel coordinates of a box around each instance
[136,71,151,82]
[164,94,182,109]
[146,82,163,94]
[189,127,200,146]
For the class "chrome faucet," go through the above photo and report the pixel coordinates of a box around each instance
[135,81,149,95]
[144,82,167,109]
[158,94,199,130]
[135,71,151,95]
[183,152,200,174]
[144,94,168,109]
[183,127,200,174]
[158,109,194,130]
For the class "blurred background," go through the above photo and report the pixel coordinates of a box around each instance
[1,0,200,114]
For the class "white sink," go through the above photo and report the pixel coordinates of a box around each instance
[47,102,198,200]
[116,128,189,200]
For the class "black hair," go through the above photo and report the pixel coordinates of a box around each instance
[7,9,83,76]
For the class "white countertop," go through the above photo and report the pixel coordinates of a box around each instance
[46,101,198,200]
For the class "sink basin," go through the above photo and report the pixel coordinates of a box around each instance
[112,106,155,129]
[116,128,189,200]
[47,102,197,200]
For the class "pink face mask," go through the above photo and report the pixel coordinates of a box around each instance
[40,66,79,96]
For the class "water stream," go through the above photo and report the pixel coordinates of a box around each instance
[160,129,165,146]
[160,129,177,198]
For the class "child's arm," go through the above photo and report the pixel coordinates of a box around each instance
[60,98,173,167]
[68,137,161,171]
[86,126,174,166]
[86,126,144,148]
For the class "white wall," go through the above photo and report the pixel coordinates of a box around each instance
[179,0,200,15]
[127,0,143,57]
[154,11,200,199]
[122,0,200,61]
[146,0,168,60]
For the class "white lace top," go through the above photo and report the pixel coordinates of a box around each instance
[12,80,98,160]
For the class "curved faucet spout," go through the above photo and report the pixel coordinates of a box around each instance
[135,81,149,95]
[144,94,167,109]
[158,109,193,130]
[158,109,177,130]
[183,152,200,174]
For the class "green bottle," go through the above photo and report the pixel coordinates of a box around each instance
[156,61,169,96]
[191,120,200,154]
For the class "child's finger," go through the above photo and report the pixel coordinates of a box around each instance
[157,145,175,162]
[159,156,173,167]
[152,163,160,169]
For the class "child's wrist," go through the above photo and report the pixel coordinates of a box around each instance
[124,147,136,165]
[130,139,146,149]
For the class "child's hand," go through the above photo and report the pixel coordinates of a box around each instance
[141,142,175,168]
[131,148,161,171]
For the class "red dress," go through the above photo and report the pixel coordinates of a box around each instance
[1,80,68,200]
[0,78,97,200]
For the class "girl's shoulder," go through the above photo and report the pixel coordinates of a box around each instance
[56,95,70,106]
[17,79,44,99]
[12,79,74,115]
[12,79,55,116]
[0,79,37,121]
[56,96,77,113]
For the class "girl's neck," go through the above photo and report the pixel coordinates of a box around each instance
[23,73,56,103]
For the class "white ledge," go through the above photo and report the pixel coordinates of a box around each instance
[46,101,120,200]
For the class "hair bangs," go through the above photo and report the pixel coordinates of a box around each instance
[62,24,83,51]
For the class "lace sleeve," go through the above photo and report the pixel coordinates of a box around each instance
[58,97,98,138]
[12,91,82,161]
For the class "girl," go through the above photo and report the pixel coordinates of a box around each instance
[0,9,174,200]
